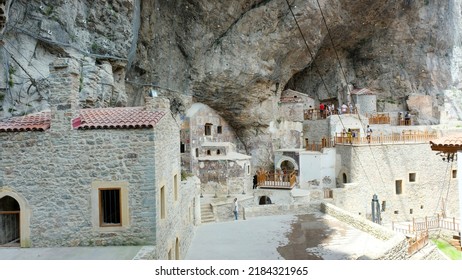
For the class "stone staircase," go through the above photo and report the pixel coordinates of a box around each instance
[201,203,215,223]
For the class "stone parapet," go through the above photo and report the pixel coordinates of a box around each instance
[321,202,409,260]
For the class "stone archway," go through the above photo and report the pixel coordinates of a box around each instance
[0,190,31,247]
[275,156,299,172]
[259,196,272,205]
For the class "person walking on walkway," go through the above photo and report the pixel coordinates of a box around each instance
[233,198,239,220]
[366,125,372,143]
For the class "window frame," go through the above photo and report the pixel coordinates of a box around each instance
[99,188,122,227]
[204,123,212,136]
[91,181,129,231]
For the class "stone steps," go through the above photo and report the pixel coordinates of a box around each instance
[201,204,215,223]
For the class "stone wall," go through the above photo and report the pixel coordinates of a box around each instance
[353,94,377,116]
[334,143,459,223]
[321,203,409,260]
[0,58,198,260]
[244,203,315,219]
[1,128,160,247]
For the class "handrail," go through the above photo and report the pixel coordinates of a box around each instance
[256,170,297,188]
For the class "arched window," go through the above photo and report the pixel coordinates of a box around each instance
[259,196,272,205]
[342,173,348,184]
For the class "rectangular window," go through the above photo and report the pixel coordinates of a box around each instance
[409,173,416,182]
[180,142,185,153]
[217,126,222,134]
[452,169,457,179]
[99,189,121,226]
[160,186,166,219]
[395,180,403,195]
[205,123,212,136]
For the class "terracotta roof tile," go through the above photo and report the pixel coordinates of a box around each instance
[430,134,462,151]
[73,107,166,130]
[0,111,51,132]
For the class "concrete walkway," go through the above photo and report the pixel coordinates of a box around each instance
[0,212,391,260]
[185,212,388,260]
[0,246,143,260]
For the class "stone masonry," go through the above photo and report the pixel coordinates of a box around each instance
[333,143,459,223]
[0,58,199,259]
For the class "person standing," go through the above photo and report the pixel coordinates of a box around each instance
[341,103,347,114]
[366,125,372,143]
[319,103,325,119]
[233,198,238,220]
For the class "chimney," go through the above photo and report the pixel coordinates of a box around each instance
[48,58,80,131]
[144,96,170,111]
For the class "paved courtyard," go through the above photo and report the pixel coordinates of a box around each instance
[185,212,388,260]
[0,212,389,260]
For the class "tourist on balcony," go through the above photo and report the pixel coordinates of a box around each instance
[405,112,411,125]
[366,125,372,143]
[319,103,325,118]
[341,103,347,114]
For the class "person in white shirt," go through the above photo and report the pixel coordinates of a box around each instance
[233,198,238,220]
[341,103,347,114]
[366,125,372,143]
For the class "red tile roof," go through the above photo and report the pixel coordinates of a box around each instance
[0,107,166,132]
[73,107,166,129]
[0,111,51,132]
[430,134,462,152]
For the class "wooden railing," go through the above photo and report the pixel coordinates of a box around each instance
[392,215,460,235]
[408,231,429,255]
[334,131,437,145]
[304,138,335,151]
[304,107,358,120]
[256,170,297,189]
[367,113,391,124]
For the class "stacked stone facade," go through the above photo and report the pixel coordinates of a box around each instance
[0,58,199,259]
[333,143,459,223]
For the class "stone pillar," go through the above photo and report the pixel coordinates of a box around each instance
[48,58,80,131]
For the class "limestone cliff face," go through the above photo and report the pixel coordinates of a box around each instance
[1,0,461,166]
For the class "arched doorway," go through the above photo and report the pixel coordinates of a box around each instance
[342,173,348,184]
[259,196,272,205]
[0,191,30,247]
[0,196,20,247]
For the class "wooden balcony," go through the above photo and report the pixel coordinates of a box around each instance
[334,131,437,146]
[256,170,297,190]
